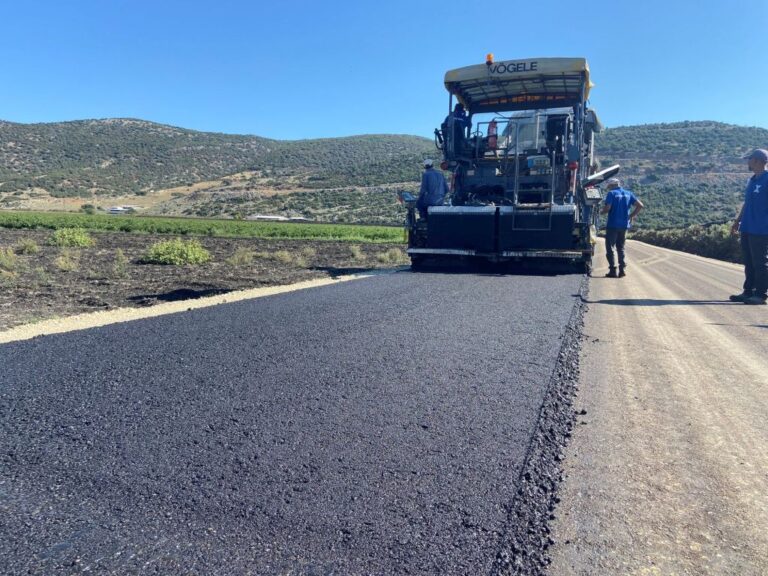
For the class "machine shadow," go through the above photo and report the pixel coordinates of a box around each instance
[409,260,585,277]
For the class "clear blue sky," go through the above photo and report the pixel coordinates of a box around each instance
[2,0,766,140]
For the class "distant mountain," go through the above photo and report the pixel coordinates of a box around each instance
[0,119,433,196]
[0,119,273,196]
[0,118,766,228]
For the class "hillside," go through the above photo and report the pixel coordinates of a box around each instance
[0,119,434,220]
[595,121,767,228]
[0,118,766,228]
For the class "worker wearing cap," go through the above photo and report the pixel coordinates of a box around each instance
[416,159,448,219]
[729,148,768,305]
[600,178,644,278]
[443,103,471,156]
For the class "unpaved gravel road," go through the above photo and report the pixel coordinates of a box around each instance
[550,239,768,576]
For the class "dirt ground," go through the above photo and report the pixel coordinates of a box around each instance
[0,229,408,332]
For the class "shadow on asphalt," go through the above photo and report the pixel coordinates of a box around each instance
[582,297,736,306]
[127,287,232,304]
[407,262,584,277]
[706,323,768,329]
[311,266,379,278]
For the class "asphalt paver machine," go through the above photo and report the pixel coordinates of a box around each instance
[400,56,619,272]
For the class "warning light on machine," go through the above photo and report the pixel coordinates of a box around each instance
[486,53,494,65]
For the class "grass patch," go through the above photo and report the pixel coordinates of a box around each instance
[14,239,40,254]
[376,247,409,265]
[0,211,403,244]
[49,227,95,247]
[349,245,365,261]
[225,248,256,267]
[33,266,51,285]
[113,248,129,277]
[142,238,211,265]
[0,247,18,272]
[55,249,80,272]
[251,250,307,267]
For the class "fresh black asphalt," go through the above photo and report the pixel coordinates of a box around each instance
[1,270,584,575]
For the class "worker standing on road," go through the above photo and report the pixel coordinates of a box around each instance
[729,148,768,305]
[601,178,644,278]
[416,159,448,220]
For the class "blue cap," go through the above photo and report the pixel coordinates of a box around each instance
[743,149,768,162]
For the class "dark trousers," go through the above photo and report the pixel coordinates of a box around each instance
[605,228,627,270]
[740,232,768,298]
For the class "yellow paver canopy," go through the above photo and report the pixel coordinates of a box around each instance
[444,57,591,113]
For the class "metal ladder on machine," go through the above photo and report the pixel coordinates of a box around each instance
[504,121,557,233]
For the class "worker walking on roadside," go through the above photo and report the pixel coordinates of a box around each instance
[601,178,644,278]
[729,148,768,305]
[416,159,448,219]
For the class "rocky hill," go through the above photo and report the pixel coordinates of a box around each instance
[1,118,766,228]
[595,121,768,228]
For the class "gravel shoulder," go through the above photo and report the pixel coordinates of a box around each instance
[549,240,768,576]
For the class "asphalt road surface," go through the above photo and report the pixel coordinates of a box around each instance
[1,270,584,575]
[551,240,768,576]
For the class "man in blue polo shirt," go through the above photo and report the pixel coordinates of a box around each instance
[730,148,768,305]
[416,159,448,219]
[601,178,644,278]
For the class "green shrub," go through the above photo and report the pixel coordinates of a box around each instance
[631,223,741,263]
[14,239,40,254]
[142,238,211,265]
[0,247,18,272]
[49,228,95,247]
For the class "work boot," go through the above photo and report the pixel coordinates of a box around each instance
[618,268,626,278]
[605,268,617,278]
[729,291,753,302]
[743,295,767,305]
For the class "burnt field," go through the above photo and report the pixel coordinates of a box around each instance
[0,228,408,332]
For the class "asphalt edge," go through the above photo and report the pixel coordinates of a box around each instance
[0,272,384,345]
[492,275,588,576]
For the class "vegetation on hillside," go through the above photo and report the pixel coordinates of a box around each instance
[183,184,417,225]
[631,223,741,264]
[595,121,767,229]
[1,118,766,230]
[0,119,433,201]
[0,119,272,198]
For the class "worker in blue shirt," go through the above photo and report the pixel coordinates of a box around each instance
[417,159,448,219]
[730,148,768,305]
[600,178,644,277]
[444,103,471,156]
